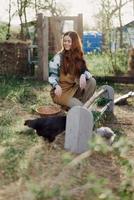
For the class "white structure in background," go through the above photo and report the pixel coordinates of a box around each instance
[111,20,134,52]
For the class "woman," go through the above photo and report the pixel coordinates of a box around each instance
[49,31,96,108]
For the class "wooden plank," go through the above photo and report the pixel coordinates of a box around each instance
[83,88,106,108]
[114,91,134,105]
[50,16,78,20]
[95,76,134,84]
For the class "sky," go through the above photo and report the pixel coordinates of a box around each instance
[0,0,133,27]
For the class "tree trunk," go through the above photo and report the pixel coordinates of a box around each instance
[23,0,30,39]
[17,0,24,39]
[118,0,123,48]
[7,0,12,40]
[114,0,123,48]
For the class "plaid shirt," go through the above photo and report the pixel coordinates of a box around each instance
[48,53,92,88]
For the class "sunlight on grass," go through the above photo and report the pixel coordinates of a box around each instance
[0,76,133,199]
[85,50,128,76]
[85,53,113,76]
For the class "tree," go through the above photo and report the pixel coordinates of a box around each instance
[93,0,133,50]
[32,0,65,16]
[7,0,12,40]
[7,0,16,40]
[16,0,24,38]
[0,23,8,41]
[15,0,65,40]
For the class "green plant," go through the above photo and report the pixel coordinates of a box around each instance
[0,110,15,126]
[85,50,128,76]
[85,52,113,76]
[31,184,61,200]
[48,53,54,61]
[95,97,111,106]
[109,48,128,75]
[0,146,25,182]
[62,152,73,165]
[0,126,13,142]
[0,23,7,41]
[89,134,112,154]
[86,174,116,200]
[112,137,134,199]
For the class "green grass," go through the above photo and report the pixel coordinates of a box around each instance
[0,75,52,111]
[0,76,51,187]
[0,75,134,199]
[85,50,128,76]
[85,53,113,76]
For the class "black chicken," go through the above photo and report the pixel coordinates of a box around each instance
[24,115,66,142]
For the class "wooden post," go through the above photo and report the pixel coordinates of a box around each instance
[77,14,83,41]
[37,13,48,81]
[73,17,78,33]
[49,17,62,53]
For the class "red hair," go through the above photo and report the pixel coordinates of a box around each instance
[60,31,87,76]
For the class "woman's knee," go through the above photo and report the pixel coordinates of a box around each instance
[67,97,83,108]
[86,77,96,90]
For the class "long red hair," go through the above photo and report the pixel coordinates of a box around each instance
[60,31,87,77]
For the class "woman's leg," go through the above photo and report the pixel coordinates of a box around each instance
[73,77,96,104]
[67,97,83,108]
[81,77,96,103]
[67,77,96,108]
[50,88,82,109]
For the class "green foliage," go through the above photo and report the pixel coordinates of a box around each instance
[29,184,61,200]
[86,175,115,200]
[112,137,134,199]
[0,76,26,98]
[85,49,128,76]
[0,146,25,182]
[113,136,133,158]
[48,53,54,61]
[89,135,112,154]
[92,111,101,122]
[0,76,51,110]
[6,87,37,104]
[95,97,111,106]
[0,76,133,199]
[109,48,128,75]
[0,23,7,41]
[0,105,23,128]
[0,110,14,126]
[62,152,73,165]
[85,52,113,76]
[88,133,134,199]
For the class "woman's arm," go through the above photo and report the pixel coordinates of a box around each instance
[79,60,92,80]
[48,53,61,88]
[84,71,92,79]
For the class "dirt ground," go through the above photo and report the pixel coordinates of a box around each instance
[0,84,133,200]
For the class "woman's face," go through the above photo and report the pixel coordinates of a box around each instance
[63,35,72,50]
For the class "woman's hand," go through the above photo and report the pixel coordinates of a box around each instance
[79,74,87,90]
[54,85,62,97]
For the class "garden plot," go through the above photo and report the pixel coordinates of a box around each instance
[0,77,134,200]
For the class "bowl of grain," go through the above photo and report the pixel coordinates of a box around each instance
[35,105,62,117]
